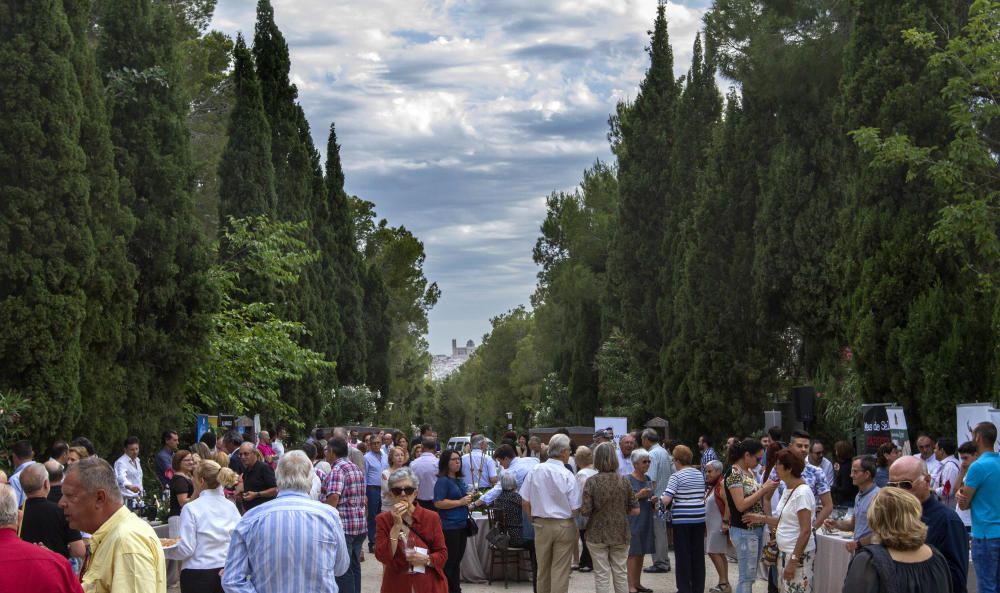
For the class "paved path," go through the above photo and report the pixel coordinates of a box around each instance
[358,550,765,592]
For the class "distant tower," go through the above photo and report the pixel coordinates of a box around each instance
[451,339,458,356]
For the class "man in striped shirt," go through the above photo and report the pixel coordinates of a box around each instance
[223,451,349,593]
[323,438,367,593]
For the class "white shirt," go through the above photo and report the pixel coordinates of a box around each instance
[914,453,941,477]
[808,457,835,489]
[272,439,285,459]
[481,457,539,506]
[164,487,241,569]
[462,450,498,488]
[775,484,816,552]
[114,454,143,499]
[933,456,961,507]
[519,458,581,519]
[617,449,635,476]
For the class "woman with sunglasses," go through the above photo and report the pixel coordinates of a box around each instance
[627,448,655,593]
[375,467,449,593]
[433,449,473,593]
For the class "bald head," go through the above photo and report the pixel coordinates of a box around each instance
[888,455,930,502]
[44,460,64,485]
[20,463,49,496]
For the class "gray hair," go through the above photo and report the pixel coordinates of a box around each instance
[641,428,660,444]
[631,448,651,465]
[67,457,122,503]
[275,450,314,493]
[258,431,270,440]
[331,427,348,440]
[593,442,620,473]
[706,460,724,474]
[547,434,571,458]
[501,472,518,491]
[388,466,419,489]
[470,434,485,449]
[0,484,16,526]
[20,463,48,494]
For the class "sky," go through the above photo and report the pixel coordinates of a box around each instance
[210,0,712,355]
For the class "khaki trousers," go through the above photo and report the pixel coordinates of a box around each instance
[587,541,629,593]
[532,517,577,593]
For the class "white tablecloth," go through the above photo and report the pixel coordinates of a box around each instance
[814,531,853,593]
[460,515,531,584]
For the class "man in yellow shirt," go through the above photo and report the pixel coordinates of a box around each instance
[60,457,165,593]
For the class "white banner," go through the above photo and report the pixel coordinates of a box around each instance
[956,403,993,446]
[594,417,628,443]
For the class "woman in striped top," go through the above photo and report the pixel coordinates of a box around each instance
[660,445,706,593]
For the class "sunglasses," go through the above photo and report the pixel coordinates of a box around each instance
[390,486,417,496]
[886,480,914,490]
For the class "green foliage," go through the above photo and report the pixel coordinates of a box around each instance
[218,34,276,223]
[320,385,379,427]
[186,216,332,426]
[0,390,31,469]
[0,0,95,444]
[320,125,368,386]
[98,0,216,447]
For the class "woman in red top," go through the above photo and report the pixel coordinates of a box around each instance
[376,467,449,593]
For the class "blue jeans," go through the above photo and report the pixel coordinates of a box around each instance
[336,532,366,593]
[973,537,1000,593]
[366,486,381,548]
[729,525,763,593]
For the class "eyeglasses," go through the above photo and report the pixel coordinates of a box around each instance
[390,486,417,496]
[886,480,914,490]
[638,459,651,464]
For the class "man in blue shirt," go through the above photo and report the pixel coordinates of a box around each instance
[223,451,349,593]
[363,437,388,553]
[958,421,1000,593]
[824,455,879,552]
[893,455,968,593]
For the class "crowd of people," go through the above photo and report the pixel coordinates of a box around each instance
[0,420,997,593]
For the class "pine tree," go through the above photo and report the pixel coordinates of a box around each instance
[65,0,139,450]
[218,34,276,223]
[607,1,679,407]
[0,0,96,444]
[97,0,215,444]
[323,124,368,386]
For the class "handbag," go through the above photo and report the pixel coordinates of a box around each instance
[465,509,480,537]
[486,526,510,549]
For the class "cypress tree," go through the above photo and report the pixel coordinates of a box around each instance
[218,34,276,223]
[608,1,679,406]
[835,0,988,434]
[362,265,391,399]
[658,33,722,409]
[0,0,95,444]
[65,0,139,450]
[323,124,368,386]
[97,0,215,443]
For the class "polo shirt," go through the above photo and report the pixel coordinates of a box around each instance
[19,497,82,557]
[242,461,277,510]
[852,485,878,542]
[965,451,1000,538]
[411,452,439,502]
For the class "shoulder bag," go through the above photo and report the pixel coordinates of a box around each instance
[762,484,805,565]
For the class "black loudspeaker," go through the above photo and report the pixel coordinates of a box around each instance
[792,385,816,423]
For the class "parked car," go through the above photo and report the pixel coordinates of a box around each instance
[445,435,496,454]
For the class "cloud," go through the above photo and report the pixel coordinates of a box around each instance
[211,0,709,353]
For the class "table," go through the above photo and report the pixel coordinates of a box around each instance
[814,531,852,593]
[152,521,181,592]
[460,515,531,584]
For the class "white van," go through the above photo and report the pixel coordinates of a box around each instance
[446,435,496,454]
